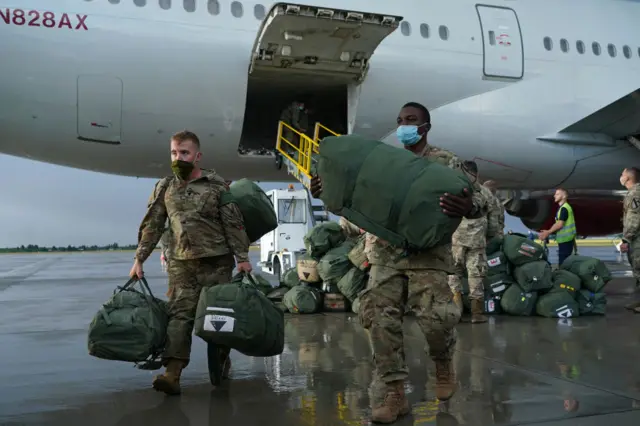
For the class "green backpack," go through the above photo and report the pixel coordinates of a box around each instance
[304,222,346,260]
[561,255,612,293]
[576,290,607,315]
[500,285,538,316]
[535,291,580,318]
[486,236,503,255]
[283,285,324,314]
[513,261,553,292]
[317,135,473,251]
[317,241,356,286]
[486,251,510,276]
[337,267,367,302]
[219,178,278,243]
[88,278,168,369]
[194,273,284,357]
[503,233,547,266]
[550,269,582,297]
[281,266,300,288]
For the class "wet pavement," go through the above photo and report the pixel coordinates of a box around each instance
[1,248,640,425]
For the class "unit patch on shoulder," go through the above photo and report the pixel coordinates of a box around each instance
[632,198,640,210]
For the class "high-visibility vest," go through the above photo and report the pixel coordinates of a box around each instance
[555,202,576,243]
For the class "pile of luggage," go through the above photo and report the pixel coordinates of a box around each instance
[266,222,369,315]
[466,233,611,318]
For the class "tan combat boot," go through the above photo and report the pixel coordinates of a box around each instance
[435,360,457,401]
[625,300,640,310]
[452,291,463,312]
[370,380,410,424]
[152,359,184,395]
[471,299,488,324]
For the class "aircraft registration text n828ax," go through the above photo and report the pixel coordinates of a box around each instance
[1,8,88,30]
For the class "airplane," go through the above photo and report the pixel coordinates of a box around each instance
[1,0,640,237]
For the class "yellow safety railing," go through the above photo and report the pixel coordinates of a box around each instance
[313,122,340,146]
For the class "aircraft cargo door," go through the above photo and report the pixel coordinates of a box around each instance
[476,5,523,79]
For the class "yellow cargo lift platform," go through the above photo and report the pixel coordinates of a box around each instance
[276,121,340,225]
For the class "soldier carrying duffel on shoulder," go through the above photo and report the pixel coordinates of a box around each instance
[130,130,252,396]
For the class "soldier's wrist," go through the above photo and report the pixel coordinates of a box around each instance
[235,253,250,264]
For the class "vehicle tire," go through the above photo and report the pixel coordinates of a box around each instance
[274,259,282,284]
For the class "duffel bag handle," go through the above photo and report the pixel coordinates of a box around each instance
[232,271,259,287]
[117,277,159,303]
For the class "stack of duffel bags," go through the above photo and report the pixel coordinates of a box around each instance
[266,222,370,314]
[462,232,610,318]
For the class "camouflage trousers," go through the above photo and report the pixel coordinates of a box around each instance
[449,245,488,300]
[629,240,640,286]
[358,265,461,384]
[164,254,234,366]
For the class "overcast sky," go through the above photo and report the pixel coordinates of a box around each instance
[0,154,526,247]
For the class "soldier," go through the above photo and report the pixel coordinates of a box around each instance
[129,130,252,395]
[159,226,172,294]
[619,167,640,312]
[310,102,489,424]
[448,161,501,324]
[483,180,505,235]
[279,99,309,152]
[340,216,363,238]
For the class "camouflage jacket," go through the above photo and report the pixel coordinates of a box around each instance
[453,185,501,248]
[365,144,490,271]
[135,169,250,263]
[339,217,362,238]
[491,193,506,235]
[159,226,172,260]
[280,103,309,132]
[623,183,640,242]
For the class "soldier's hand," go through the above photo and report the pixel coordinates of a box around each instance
[440,188,473,217]
[237,261,253,273]
[310,175,323,198]
[129,259,144,279]
[621,243,629,253]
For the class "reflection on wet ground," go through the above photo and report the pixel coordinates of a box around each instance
[1,250,639,425]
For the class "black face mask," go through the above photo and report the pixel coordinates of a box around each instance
[171,159,194,181]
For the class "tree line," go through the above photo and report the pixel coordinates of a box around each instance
[0,243,140,253]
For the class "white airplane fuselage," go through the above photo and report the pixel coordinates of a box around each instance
[2,0,640,235]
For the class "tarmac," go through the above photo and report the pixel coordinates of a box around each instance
[1,247,640,425]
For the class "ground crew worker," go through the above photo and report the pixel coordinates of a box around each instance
[619,167,640,312]
[310,102,489,424]
[483,180,505,235]
[279,99,309,153]
[449,161,500,324]
[129,130,252,395]
[538,188,576,266]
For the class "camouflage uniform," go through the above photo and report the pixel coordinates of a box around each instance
[622,183,640,313]
[340,216,362,238]
[489,192,505,235]
[280,102,309,153]
[135,169,250,394]
[358,145,489,421]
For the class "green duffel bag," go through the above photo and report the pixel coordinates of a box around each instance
[503,233,547,266]
[249,272,274,295]
[282,266,300,288]
[561,255,612,293]
[500,285,538,316]
[550,269,582,297]
[266,286,289,301]
[486,251,510,276]
[316,135,473,251]
[348,234,369,270]
[337,267,367,302]
[513,261,553,292]
[88,278,168,369]
[283,285,324,314]
[304,222,346,260]
[535,291,580,318]
[486,236,503,255]
[576,290,607,315]
[461,287,504,315]
[317,241,356,286]
[484,272,515,295]
[194,273,284,357]
[219,178,278,243]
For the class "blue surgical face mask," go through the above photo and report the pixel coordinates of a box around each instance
[396,123,428,146]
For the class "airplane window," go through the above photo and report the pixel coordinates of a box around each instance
[560,39,569,53]
[133,0,146,7]
[254,4,266,20]
[623,45,631,59]
[543,37,553,51]
[231,1,243,18]
[419,23,430,39]
[439,25,449,41]
[592,42,601,56]
[159,0,171,10]
[208,0,220,15]
[576,40,585,54]
[183,0,195,12]
[400,21,411,36]
[607,44,617,58]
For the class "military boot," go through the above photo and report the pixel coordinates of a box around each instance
[624,300,640,310]
[471,299,488,324]
[370,380,410,424]
[452,291,463,312]
[152,359,184,395]
[435,360,457,401]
